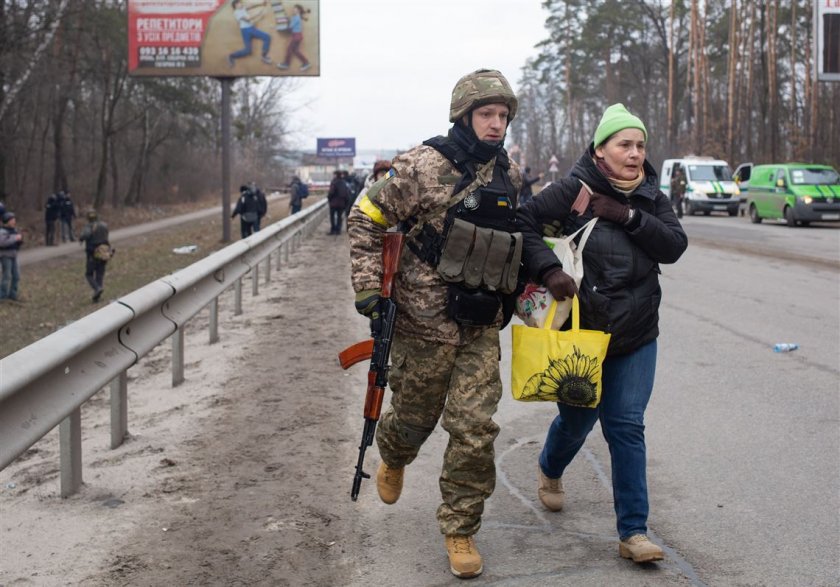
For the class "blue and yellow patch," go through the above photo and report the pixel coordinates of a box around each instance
[497,196,512,207]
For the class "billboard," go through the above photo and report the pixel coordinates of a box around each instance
[317,138,356,158]
[128,0,320,77]
[815,0,840,82]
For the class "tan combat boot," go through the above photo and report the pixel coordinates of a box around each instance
[444,534,483,578]
[619,534,665,563]
[375,462,404,504]
[537,465,564,511]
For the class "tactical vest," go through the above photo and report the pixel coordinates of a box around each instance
[407,135,523,296]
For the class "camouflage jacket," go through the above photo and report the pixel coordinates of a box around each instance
[347,144,522,345]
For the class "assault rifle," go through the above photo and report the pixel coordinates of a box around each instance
[338,231,405,501]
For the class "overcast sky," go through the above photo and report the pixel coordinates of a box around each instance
[284,0,548,154]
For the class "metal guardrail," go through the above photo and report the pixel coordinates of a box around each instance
[0,200,328,496]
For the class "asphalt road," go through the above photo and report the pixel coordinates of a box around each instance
[326,214,836,586]
[347,214,839,586]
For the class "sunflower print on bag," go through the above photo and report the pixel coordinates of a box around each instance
[522,346,601,407]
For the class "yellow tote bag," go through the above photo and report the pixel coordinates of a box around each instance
[511,296,611,407]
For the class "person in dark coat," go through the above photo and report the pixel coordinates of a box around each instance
[231,185,261,239]
[289,176,305,214]
[59,190,77,242]
[0,212,23,301]
[44,193,60,246]
[327,170,350,235]
[516,103,687,564]
[78,209,111,302]
[252,183,268,230]
[519,166,543,205]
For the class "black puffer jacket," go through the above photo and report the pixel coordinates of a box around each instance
[517,146,688,356]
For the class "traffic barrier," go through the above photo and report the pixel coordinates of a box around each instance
[0,200,328,496]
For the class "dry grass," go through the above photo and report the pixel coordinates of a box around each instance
[0,198,295,358]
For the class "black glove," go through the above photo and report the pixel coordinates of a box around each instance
[354,289,382,334]
[590,191,631,225]
[542,266,578,301]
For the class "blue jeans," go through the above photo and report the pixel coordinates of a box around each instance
[539,339,657,540]
[230,27,271,60]
[0,256,20,300]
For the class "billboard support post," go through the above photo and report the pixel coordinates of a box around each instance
[220,77,233,243]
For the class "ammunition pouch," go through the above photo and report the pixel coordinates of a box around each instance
[437,218,522,294]
[446,284,502,327]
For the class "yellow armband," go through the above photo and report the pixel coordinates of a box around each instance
[358,195,388,227]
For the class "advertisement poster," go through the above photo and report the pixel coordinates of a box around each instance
[317,138,356,158]
[128,0,320,77]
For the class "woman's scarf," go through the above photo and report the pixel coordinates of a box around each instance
[594,156,645,195]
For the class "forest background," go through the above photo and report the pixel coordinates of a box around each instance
[0,0,838,224]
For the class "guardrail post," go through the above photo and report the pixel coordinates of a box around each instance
[172,329,185,387]
[110,371,128,449]
[234,278,243,315]
[284,241,290,263]
[209,298,219,344]
[252,264,259,296]
[59,407,82,498]
[276,244,283,270]
[264,256,271,283]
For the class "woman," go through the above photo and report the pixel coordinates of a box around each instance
[516,103,688,563]
[277,4,310,71]
[228,0,273,68]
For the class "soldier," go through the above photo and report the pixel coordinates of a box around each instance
[347,69,523,579]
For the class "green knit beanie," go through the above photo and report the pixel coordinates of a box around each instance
[593,103,647,147]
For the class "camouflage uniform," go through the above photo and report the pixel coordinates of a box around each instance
[347,70,521,536]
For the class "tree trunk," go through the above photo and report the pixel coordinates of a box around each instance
[726,0,738,162]
[668,0,676,150]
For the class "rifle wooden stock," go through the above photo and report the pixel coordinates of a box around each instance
[345,230,405,501]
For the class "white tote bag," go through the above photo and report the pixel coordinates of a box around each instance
[515,216,598,330]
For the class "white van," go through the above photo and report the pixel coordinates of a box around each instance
[659,156,741,216]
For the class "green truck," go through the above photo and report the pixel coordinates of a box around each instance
[734,163,840,227]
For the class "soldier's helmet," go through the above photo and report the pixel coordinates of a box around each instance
[86,209,98,221]
[449,69,518,123]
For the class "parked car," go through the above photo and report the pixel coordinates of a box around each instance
[739,163,840,227]
[660,156,740,216]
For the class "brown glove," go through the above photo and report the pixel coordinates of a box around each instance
[590,191,631,225]
[542,266,578,301]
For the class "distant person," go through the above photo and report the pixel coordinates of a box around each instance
[231,184,261,238]
[0,212,23,302]
[44,192,59,246]
[670,167,686,218]
[327,170,350,235]
[252,183,268,230]
[289,176,307,214]
[342,170,362,222]
[276,3,311,71]
[228,0,273,68]
[79,209,111,303]
[59,190,76,242]
[519,166,543,205]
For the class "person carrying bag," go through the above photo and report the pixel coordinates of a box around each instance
[515,103,687,564]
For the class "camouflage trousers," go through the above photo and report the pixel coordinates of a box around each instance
[376,328,502,536]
